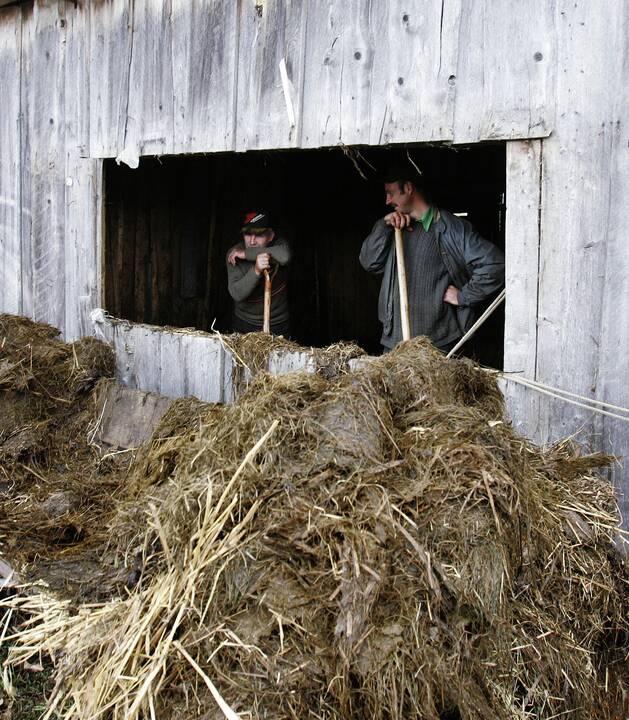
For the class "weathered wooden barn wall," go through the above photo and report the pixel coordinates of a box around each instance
[0,6,21,316]
[0,1,628,519]
[1,0,555,339]
[87,0,554,159]
[503,3,629,523]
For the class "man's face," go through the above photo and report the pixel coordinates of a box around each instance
[243,229,274,248]
[384,181,413,213]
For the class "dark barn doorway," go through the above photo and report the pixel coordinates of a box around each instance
[104,143,505,363]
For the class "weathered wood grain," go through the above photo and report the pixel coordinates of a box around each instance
[235,0,308,150]
[82,0,556,159]
[158,328,185,396]
[300,0,372,147]
[181,332,225,402]
[503,140,541,436]
[366,0,461,145]
[171,0,239,153]
[268,349,316,375]
[63,2,102,339]
[92,314,230,402]
[88,0,134,158]
[20,1,66,329]
[0,7,22,315]
[96,382,171,450]
[534,2,622,450]
[122,0,175,159]
[453,0,555,143]
[592,6,629,524]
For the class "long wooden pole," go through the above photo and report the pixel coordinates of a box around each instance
[262,269,272,334]
[394,227,411,341]
[446,288,506,358]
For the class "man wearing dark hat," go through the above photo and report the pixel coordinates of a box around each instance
[359,168,504,353]
[226,211,291,335]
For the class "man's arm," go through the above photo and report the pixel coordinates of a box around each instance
[456,223,505,307]
[244,237,291,265]
[226,260,262,303]
[359,219,394,274]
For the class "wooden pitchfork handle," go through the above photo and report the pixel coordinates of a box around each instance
[263,268,272,334]
[394,227,411,341]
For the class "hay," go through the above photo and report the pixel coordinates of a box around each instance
[0,314,122,590]
[0,314,114,463]
[125,396,214,496]
[218,332,365,391]
[2,335,627,720]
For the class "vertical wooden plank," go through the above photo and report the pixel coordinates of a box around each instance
[112,322,136,387]
[134,188,150,322]
[107,320,163,393]
[453,0,555,143]
[63,159,102,339]
[150,197,171,324]
[0,7,22,315]
[88,0,133,158]
[534,2,622,448]
[63,1,101,340]
[21,0,66,330]
[366,0,460,145]
[181,334,225,403]
[299,0,369,147]
[19,4,32,318]
[121,0,174,160]
[171,0,239,154]
[128,324,162,392]
[503,140,541,436]
[159,331,186,397]
[597,19,629,526]
[301,0,460,149]
[235,0,307,151]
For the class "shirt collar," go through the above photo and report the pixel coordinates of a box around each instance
[420,206,435,232]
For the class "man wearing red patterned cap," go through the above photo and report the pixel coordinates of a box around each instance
[226,211,292,335]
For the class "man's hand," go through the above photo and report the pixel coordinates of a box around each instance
[255,253,271,275]
[443,285,460,306]
[384,211,413,229]
[228,248,246,266]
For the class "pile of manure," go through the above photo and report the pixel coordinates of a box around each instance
[219,331,365,391]
[2,336,627,720]
[0,314,114,464]
[0,315,122,587]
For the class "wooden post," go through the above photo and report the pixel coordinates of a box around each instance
[394,228,411,341]
[263,269,272,334]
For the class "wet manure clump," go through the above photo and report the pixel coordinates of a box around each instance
[2,336,628,720]
[0,314,122,588]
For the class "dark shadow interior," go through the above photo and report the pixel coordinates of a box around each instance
[104,143,505,365]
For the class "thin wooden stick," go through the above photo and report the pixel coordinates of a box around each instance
[394,228,411,341]
[446,288,506,358]
[263,269,272,334]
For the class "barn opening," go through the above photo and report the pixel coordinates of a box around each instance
[103,143,505,365]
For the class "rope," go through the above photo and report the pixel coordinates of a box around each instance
[439,287,629,422]
[498,373,629,424]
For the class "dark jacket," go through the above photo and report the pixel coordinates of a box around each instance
[359,209,505,337]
